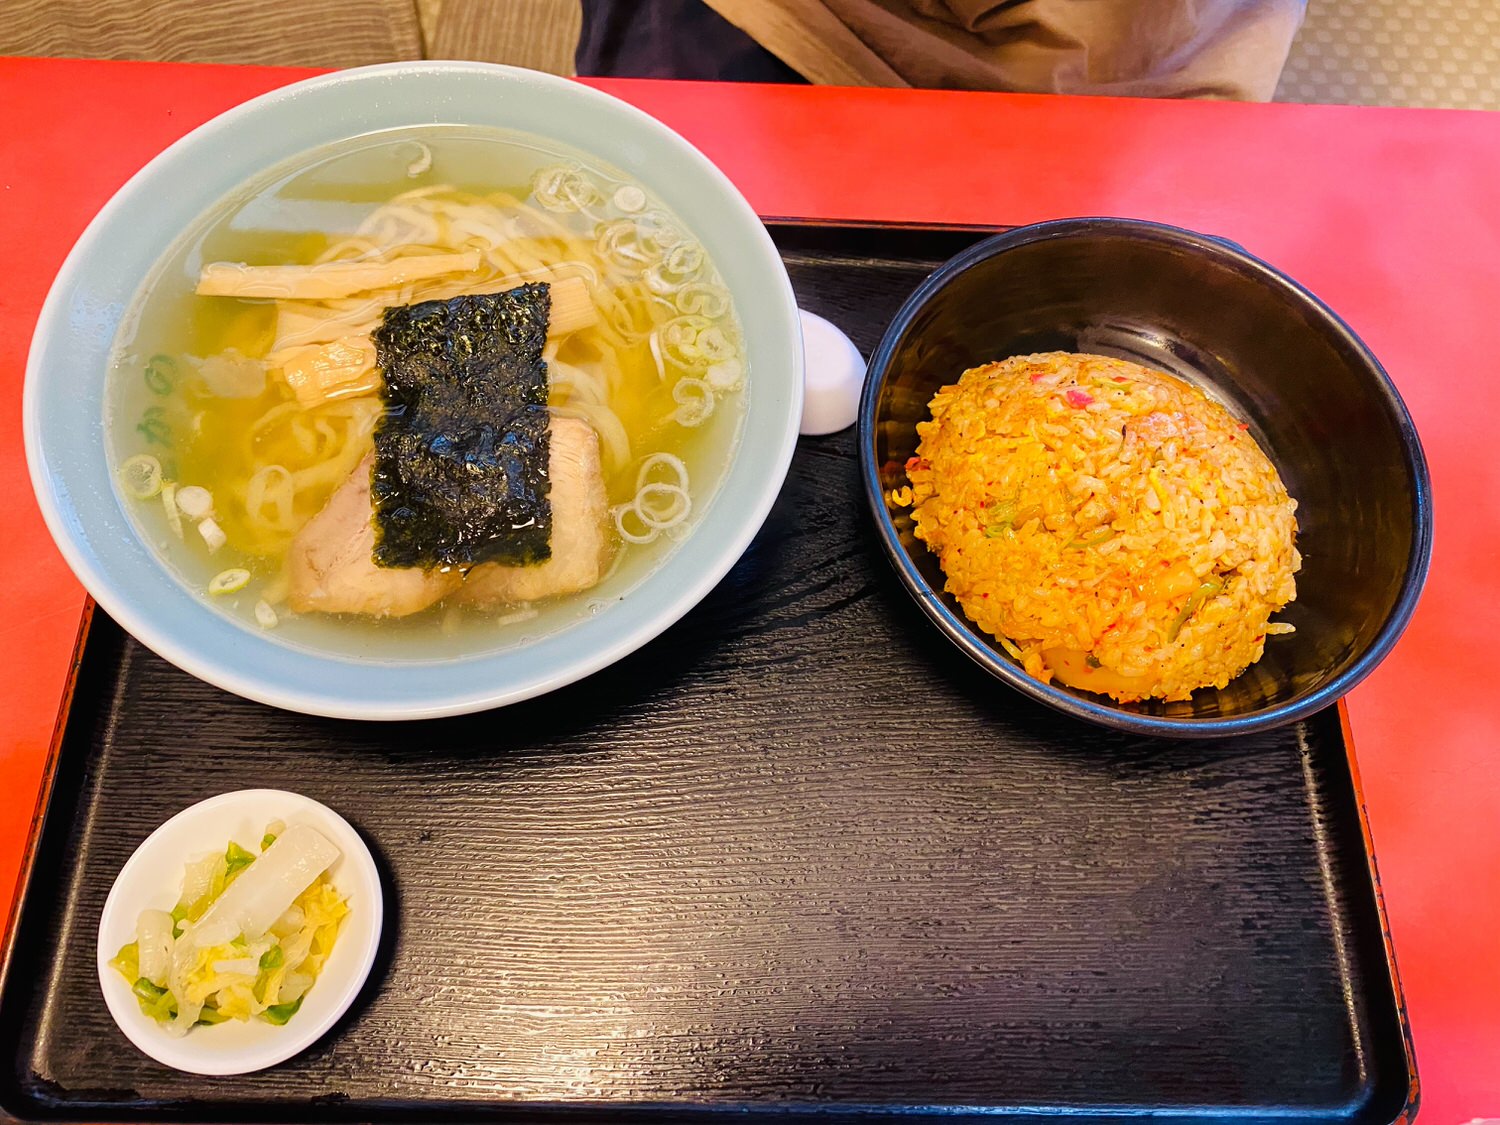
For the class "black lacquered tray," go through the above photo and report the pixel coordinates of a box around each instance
[0,223,1416,1124]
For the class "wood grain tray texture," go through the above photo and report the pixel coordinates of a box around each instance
[0,223,1415,1124]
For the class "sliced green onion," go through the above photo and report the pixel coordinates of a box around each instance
[532,165,600,213]
[160,482,184,539]
[705,358,743,391]
[985,501,1017,538]
[1167,579,1226,642]
[612,501,658,546]
[674,282,729,318]
[175,485,213,521]
[671,376,714,427]
[985,498,1044,539]
[612,184,646,213]
[198,517,227,553]
[119,454,163,500]
[996,635,1023,661]
[696,325,733,361]
[144,354,178,396]
[403,142,432,177]
[663,241,704,280]
[208,567,249,596]
[1066,526,1117,550]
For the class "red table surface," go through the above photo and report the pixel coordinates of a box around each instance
[1,56,1496,1120]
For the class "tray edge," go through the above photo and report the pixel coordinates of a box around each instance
[1336,700,1421,1125]
[0,599,98,1121]
[0,216,1424,1122]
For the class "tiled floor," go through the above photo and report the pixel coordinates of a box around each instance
[1276,0,1500,108]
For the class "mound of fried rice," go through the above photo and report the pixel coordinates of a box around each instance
[901,352,1300,703]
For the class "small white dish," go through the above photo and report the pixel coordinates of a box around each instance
[95,789,382,1075]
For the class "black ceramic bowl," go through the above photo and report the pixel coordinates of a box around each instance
[859,218,1432,738]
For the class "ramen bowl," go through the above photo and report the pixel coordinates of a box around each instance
[860,218,1431,738]
[25,62,802,720]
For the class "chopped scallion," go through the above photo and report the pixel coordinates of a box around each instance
[1167,579,1226,642]
[198,517,227,553]
[208,567,250,596]
[118,454,163,500]
[613,185,646,213]
[160,482,183,539]
[175,485,214,521]
[1065,526,1117,550]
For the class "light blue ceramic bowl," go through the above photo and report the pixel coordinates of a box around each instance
[24,62,803,720]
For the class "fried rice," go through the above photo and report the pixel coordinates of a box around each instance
[900,352,1300,703]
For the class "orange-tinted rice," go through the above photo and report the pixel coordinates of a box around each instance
[901,352,1299,702]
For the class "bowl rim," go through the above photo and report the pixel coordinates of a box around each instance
[24,60,803,720]
[857,216,1433,739]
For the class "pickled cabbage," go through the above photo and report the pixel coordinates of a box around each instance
[110,822,348,1035]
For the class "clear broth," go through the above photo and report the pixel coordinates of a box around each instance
[107,126,747,661]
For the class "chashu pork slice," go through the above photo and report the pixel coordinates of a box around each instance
[286,452,461,617]
[459,416,610,607]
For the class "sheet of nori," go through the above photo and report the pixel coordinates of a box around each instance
[370,283,553,569]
